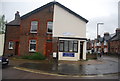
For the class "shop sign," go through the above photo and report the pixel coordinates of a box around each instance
[63,53,74,57]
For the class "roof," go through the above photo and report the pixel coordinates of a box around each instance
[110,35,120,41]
[110,33,116,38]
[6,19,20,26]
[103,35,111,41]
[21,1,88,23]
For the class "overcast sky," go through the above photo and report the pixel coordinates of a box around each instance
[0,0,119,39]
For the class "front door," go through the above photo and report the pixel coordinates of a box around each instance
[80,42,83,59]
[15,41,19,55]
[46,41,53,57]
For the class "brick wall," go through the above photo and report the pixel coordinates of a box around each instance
[4,25,20,56]
[109,41,120,54]
[20,5,54,56]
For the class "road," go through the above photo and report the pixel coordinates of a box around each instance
[1,55,120,80]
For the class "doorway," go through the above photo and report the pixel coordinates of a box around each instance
[46,40,53,57]
[15,41,19,55]
[80,42,83,59]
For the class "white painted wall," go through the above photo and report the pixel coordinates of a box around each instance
[83,41,86,60]
[0,34,4,56]
[53,5,86,38]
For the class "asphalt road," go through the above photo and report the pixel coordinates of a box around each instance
[1,56,119,80]
[2,65,119,79]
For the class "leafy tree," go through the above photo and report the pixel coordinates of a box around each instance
[0,15,7,34]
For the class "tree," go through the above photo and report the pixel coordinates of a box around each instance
[0,15,7,34]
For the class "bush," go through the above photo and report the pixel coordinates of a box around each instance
[21,52,46,60]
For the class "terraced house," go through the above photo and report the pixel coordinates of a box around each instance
[4,1,88,61]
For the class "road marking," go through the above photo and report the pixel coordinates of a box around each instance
[13,66,119,78]
[13,67,67,77]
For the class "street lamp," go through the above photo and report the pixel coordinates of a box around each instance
[96,23,104,59]
[97,23,104,39]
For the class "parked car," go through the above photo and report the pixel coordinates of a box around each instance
[0,56,9,66]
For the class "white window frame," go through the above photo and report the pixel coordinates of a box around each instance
[29,40,36,52]
[8,41,14,49]
[47,21,53,34]
[30,21,38,33]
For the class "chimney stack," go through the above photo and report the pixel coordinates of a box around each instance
[116,28,120,40]
[15,11,20,20]
[104,32,109,36]
[116,28,120,35]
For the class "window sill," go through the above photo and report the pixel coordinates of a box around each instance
[30,32,37,34]
[46,32,52,35]
[59,51,78,53]
[29,51,36,53]
[8,48,13,50]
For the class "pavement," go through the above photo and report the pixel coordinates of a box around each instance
[8,55,120,77]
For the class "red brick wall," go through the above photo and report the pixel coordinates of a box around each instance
[4,25,20,56]
[109,41,120,54]
[20,5,54,56]
[4,5,54,56]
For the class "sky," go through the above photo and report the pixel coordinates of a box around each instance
[0,0,119,39]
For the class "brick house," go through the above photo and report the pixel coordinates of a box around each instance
[97,33,111,54]
[4,1,88,61]
[88,33,111,54]
[109,28,120,54]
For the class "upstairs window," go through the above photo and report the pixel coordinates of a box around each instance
[29,40,36,52]
[47,21,53,34]
[30,21,38,33]
[8,41,14,49]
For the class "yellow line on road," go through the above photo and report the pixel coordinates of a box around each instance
[13,67,67,77]
[13,66,119,78]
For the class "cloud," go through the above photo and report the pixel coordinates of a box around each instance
[1,0,119,39]
[86,12,118,39]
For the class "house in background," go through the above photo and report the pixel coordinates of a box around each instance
[109,28,120,54]
[87,28,120,55]
[96,33,111,54]
[87,32,111,54]
[4,1,88,61]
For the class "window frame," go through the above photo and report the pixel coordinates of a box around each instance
[30,21,38,33]
[59,40,78,53]
[29,39,37,52]
[8,41,14,50]
[59,40,64,52]
[47,21,53,34]
[73,41,78,52]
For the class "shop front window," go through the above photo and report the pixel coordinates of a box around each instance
[59,40,78,53]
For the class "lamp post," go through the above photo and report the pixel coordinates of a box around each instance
[96,23,104,59]
[97,23,104,39]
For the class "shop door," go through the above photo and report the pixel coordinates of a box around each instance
[80,42,83,59]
